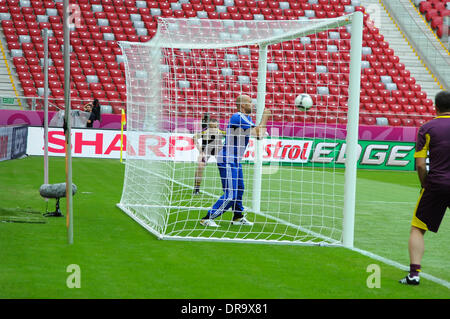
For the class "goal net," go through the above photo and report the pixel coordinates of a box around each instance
[117,12,363,246]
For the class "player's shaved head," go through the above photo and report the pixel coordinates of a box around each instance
[236,94,253,114]
[236,94,251,105]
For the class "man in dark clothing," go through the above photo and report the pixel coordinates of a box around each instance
[85,99,101,128]
[399,90,450,286]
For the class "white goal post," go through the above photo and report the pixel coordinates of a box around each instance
[117,12,363,247]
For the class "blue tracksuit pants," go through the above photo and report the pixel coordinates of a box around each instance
[205,162,245,220]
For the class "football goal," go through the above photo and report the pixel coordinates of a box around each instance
[117,12,363,247]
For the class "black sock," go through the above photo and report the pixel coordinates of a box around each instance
[410,264,421,277]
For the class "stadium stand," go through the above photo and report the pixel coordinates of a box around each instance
[415,0,450,38]
[0,0,441,126]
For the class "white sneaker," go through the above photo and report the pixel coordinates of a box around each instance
[200,218,220,227]
[231,216,254,226]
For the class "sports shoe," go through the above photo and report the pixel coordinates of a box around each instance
[231,216,254,226]
[399,274,420,285]
[200,218,220,227]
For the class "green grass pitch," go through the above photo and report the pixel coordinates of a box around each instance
[0,156,448,298]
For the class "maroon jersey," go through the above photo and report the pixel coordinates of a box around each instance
[414,116,450,188]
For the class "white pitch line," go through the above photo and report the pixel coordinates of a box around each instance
[356,200,413,205]
[351,247,450,289]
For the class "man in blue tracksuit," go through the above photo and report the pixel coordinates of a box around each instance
[200,94,271,227]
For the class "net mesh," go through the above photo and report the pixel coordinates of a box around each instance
[118,15,359,245]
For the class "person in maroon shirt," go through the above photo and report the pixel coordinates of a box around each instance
[400,90,450,285]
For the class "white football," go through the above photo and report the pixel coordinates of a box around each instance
[295,94,313,110]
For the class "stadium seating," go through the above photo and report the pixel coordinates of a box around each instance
[2,0,437,124]
[416,0,450,38]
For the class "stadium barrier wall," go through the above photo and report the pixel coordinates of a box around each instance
[26,127,416,171]
[0,109,125,130]
[2,109,420,141]
[0,124,28,161]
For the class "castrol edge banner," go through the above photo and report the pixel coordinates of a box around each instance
[26,127,415,170]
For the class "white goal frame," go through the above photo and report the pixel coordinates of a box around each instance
[117,12,363,248]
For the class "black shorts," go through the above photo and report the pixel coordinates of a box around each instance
[412,187,450,233]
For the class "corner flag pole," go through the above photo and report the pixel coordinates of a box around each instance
[120,109,126,163]
[43,28,49,187]
[63,0,73,245]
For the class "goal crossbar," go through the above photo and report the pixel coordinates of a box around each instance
[119,14,356,50]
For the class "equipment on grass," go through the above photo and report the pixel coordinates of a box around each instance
[117,13,363,247]
[295,94,314,110]
[39,183,77,217]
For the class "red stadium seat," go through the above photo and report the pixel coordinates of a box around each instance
[99,76,112,84]
[24,87,38,96]
[70,67,83,76]
[112,76,125,85]
[73,75,86,84]
[79,90,92,100]
[422,98,434,108]
[410,98,422,106]
[103,83,116,92]
[414,118,427,127]
[80,60,93,69]
[26,57,40,66]
[51,88,64,98]
[401,118,415,127]
[377,104,389,112]
[403,104,415,113]
[76,82,89,91]
[390,104,402,113]
[31,72,44,81]
[415,91,427,99]
[415,105,428,114]
[84,68,97,76]
[397,97,409,106]
[89,83,102,91]
[384,97,397,106]
[116,84,126,93]
[361,116,376,125]
[389,118,402,126]
[391,90,403,99]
